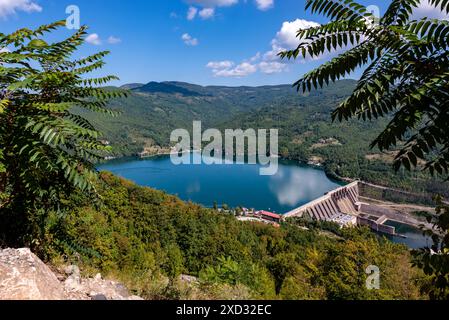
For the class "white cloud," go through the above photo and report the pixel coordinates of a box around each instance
[187,6,198,20]
[259,61,288,74]
[274,19,320,52]
[206,18,322,78]
[249,52,261,62]
[187,0,238,7]
[182,33,199,46]
[107,36,121,44]
[207,60,258,77]
[263,19,321,63]
[207,59,287,77]
[0,47,10,53]
[413,0,449,20]
[0,0,42,18]
[199,7,215,19]
[85,33,102,46]
[212,62,258,77]
[206,60,235,69]
[255,0,274,11]
[186,0,272,20]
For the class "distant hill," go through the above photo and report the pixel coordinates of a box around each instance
[82,79,449,198]
[82,80,324,156]
[120,83,145,90]
[133,81,205,97]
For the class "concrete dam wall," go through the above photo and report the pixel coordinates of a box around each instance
[284,182,397,235]
[284,182,359,220]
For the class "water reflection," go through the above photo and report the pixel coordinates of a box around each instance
[269,165,332,207]
[97,156,341,213]
[186,181,201,195]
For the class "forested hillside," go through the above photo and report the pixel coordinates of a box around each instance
[83,80,449,198]
[219,84,449,198]
[80,81,302,156]
[41,172,425,300]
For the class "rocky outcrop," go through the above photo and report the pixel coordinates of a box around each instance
[0,248,66,300]
[0,248,143,300]
[63,264,142,300]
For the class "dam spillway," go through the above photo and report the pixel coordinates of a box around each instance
[283,181,397,235]
[284,182,359,220]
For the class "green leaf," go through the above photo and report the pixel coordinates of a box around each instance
[28,39,48,48]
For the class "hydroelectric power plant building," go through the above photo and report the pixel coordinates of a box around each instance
[283,181,398,235]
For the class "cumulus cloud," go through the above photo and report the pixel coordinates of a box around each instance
[207,60,235,69]
[413,0,449,20]
[85,33,102,46]
[210,61,258,77]
[187,0,238,7]
[199,7,215,19]
[0,0,42,18]
[207,59,263,77]
[182,33,199,46]
[259,61,288,74]
[255,0,274,11]
[107,36,122,44]
[266,19,320,59]
[186,0,271,20]
[207,18,321,77]
[262,18,325,66]
[187,6,198,20]
[249,52,261,62]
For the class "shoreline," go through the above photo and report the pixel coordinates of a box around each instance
[106,151,347,183]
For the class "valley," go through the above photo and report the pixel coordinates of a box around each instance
[84,80,449,201]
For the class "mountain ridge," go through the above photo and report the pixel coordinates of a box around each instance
[119,79,358,93]
[83,79,449,198]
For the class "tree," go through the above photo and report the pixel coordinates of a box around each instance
[412,197,449,300]
[0,21,126,246]
[282,0,449,299]
[267,253,297,294]
[281,0,449,177]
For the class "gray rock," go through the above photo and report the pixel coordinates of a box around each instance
[64,265,80,277]
[0,248,144,301]
[91,294,108,301]
[0,248,67,300]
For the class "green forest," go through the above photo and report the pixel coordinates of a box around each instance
[41,172,426,300]
[2,0,449,302]
[83,80,449,199]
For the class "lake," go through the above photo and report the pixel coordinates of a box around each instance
[97,153,343,214]
[97,154,432,248]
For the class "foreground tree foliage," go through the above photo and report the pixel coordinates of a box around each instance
[281,0,449,177]
[0,21,125,246]
[413,197,449,299]
[282,0,449,299]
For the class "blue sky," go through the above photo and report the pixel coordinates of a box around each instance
[0,0,445,86]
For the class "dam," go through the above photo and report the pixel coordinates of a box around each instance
[283,181,409,235]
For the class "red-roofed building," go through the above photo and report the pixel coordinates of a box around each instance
[257,210,281,223]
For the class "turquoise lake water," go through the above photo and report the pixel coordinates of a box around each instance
[97,153,431,248]
[97,153,342,214]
